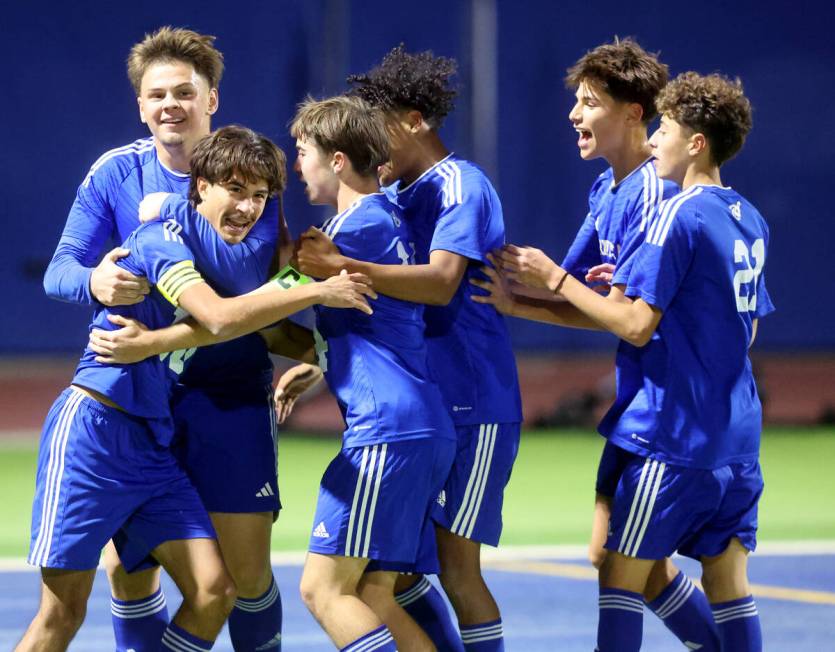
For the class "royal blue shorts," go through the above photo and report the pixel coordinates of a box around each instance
[28,388,215,572]
[605,450,763,560]
[171,384,280,514]
[432,422,521,546]
[309,438,455,569]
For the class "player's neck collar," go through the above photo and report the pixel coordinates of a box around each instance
[398,153,455,194]
[609,157,654,190]
[156,153,190,179]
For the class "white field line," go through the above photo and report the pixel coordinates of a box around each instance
[2,540,835,572]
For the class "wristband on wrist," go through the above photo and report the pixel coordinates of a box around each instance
[552,270,569,294]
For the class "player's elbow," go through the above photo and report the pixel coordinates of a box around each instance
[193,310,237,340]
[621,322,654,347]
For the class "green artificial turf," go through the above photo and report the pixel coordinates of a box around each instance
[0,428,832,557]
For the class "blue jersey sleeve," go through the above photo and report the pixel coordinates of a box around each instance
[429,179,493,264]
[754,225,775,319]
[132,222,203,307]
[327,205,400,264]
[43,169,119,304]
[561,213,600,280]
[624,210,700,311]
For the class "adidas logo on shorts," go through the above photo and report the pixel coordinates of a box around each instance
[313,521,330,538]
[255,483,275,498]
[436,490,447,507]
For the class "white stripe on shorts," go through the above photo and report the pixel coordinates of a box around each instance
[617,458,665,557]
[451,423,497,539]
[345,444,387,558]
[29,388,85,566]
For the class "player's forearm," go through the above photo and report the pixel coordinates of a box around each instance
[195,283,323,341]
[511,295,604,331]
[337,258,455,305]
[557,275,656,345]
[43,238,96,304]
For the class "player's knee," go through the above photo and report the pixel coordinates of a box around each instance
[228,559,272,598]
[186,573,237,619]
[40,598,88,635]
[299,575,324,617]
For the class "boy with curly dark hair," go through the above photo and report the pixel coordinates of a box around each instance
[297,45,522,651]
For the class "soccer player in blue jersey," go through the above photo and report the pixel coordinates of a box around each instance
[42,27,303,651]
[558,40,719,651]
[479,72,771,652]
[290,95,457,652]
[18,126,374,652]
[297,46,522,652]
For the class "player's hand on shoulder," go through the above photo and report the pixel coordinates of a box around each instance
[274,363,324,424]
[470,253,517,315]
[90,247,151,306]
[89,314,154,364]
[296,227,342,278]
[317,269,377,314]
[138,192,171,223]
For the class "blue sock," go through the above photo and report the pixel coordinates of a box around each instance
[395,576,464,652]
[711,595,762,652]
[340,624,396,652]
[228,575,283,650]
[597,588,643,652]
[646,571,720,651]
[460,618,504,651]
[161,621,213,651]
[110,587,168,652]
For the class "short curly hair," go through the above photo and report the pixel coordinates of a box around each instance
[656,72,752,166]
[346,44,457,129]
[565,37,668,124]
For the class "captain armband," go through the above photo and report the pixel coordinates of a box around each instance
[269,265,313,290]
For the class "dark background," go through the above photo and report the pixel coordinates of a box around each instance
[2,0,832,354]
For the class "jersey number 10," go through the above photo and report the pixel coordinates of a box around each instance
[733,238,765,313]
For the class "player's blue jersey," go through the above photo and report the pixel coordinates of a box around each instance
[73,201,270,445]
[313,194,455,448]
[562,159,678,283]
[386,154,522,426]
[599,185,775,469]
[44,137,278,392]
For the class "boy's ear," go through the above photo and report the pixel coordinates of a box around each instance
[332,151,346,174]
[688,132,708,158]
[196,177,210,200]
[406,109,424,133]
[626,102,644,125]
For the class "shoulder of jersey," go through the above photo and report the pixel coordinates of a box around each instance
[82,137,156,187]
[644,185,705,246]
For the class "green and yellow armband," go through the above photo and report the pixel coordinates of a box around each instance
[269,265,313,290]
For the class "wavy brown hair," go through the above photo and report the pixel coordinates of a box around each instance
[565,38,668,124]
[188,126,286,204]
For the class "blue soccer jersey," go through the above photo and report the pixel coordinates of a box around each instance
[562,159,679,283]
[44,137,279,392]
[73,203,269,445]
[388,155,522,426]
[600,185,775,469]
[313,193,455,447]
